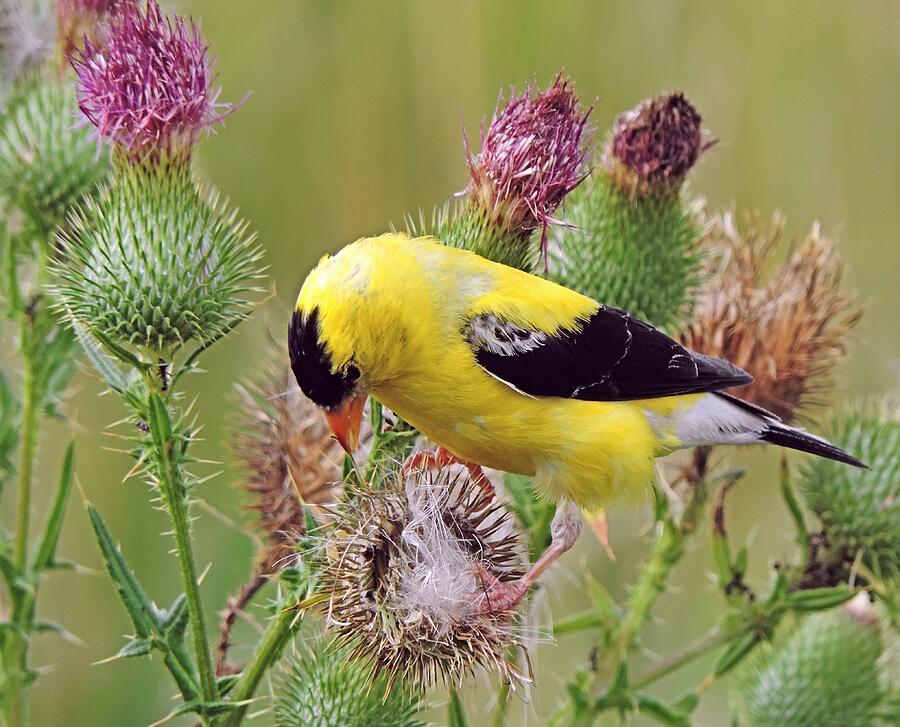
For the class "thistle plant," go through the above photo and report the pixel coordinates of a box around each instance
[682,212,863,422]
[552,92,709,330]
[0,5,892,721]
[799,408,900,581]
[275,638,425,727]
[49,2,282,725]
[739,596,885,727]
[318,460,527,690]
[0,0,115,722]
[410,74,591,272]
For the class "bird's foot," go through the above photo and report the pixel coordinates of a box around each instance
[470,563,529,615]
[402,447,495,499]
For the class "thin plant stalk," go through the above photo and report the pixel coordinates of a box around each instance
[147,390,219,705]
[220,606,299,727]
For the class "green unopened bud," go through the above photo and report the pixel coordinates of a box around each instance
[551,92,708,331]
[275,639,424,727]
[0,78,109,233]
[741,599,884,727]
[800,409,900,581]
[56,158,262,353]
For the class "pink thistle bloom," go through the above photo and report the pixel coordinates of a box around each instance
[608,92,708,187]
[466,74,591,256]
[69,0,230,160]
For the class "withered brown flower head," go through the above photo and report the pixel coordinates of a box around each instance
[233,365,344,571]
[681,212,863,422]
[319,459,528,690]
[604,92,710,195]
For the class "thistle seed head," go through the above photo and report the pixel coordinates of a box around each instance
[319,459,528,690]
[680,212,862,422]
[69,0,229,160]
[466,74,590,258]
[232,363,345,572]
[604,92,709,196]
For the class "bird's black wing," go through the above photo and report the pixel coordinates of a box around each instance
[464,306,752,401]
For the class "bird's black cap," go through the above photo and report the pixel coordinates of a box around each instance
[288,307,359,409]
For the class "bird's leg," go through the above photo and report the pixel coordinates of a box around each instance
[473,500,582,614]
[402,447,495,499]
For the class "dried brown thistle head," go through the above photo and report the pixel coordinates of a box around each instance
[233,364,344,572]
[319,460,528,691]
[681,212,863,422]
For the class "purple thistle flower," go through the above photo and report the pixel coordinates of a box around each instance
[466,74,591,256]
[69,0,229,161]
[607,92,710,190]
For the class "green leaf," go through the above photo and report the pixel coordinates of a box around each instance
[72,321,131,394]
[115,638,152,659]
[0,366,19,492]
[779,457,809,551]
[216,673,239,696]
[86,503,158,639]
[161,594,189,643]
[447,687,468,727]
[786,585,855,612]
[636,695,691,727]
[714,633,761,677]
[33,441,75,572]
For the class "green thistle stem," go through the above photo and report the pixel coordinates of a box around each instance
[630,627,731,690]
[13,327,37,571]
[616,478,706,658]
[220,606,298,727]
[147,392,219,705]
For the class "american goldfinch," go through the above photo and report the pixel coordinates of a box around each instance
[288,234,863,610]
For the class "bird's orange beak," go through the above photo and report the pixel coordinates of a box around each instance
[324,394,367,453]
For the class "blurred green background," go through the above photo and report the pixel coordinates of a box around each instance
[21,1,899,724]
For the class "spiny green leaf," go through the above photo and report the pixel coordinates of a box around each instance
[786,585,856,612]
[86,503,158,639]
[115,638,153,659]
[33,441,75,572]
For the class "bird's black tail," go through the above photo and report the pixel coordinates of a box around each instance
[712,392,867,468]
[761,425,866,468]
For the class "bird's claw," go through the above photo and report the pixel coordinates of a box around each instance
[470,563,529,615]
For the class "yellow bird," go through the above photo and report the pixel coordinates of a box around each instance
[288,234,862,610]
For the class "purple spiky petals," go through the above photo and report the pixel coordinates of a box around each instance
[69,0,229,161]
[466,74,591,256]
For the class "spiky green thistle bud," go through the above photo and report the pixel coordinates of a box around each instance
[741,598,884,727]
[274,639,425,727]
[0,77,109,233]
[799,409,899,581]
[551,93,709,330]
[56,159,262,352]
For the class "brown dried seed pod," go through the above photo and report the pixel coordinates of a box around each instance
[681,212,863,423]
[319,461,529,691]
[233,365,344,572]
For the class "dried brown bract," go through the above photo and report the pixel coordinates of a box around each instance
[233,365,344,572]
[681,212,863,422]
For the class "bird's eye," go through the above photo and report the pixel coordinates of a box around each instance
[345,364,361,384]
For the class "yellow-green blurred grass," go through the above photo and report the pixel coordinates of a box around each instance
[19,1,900,725]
